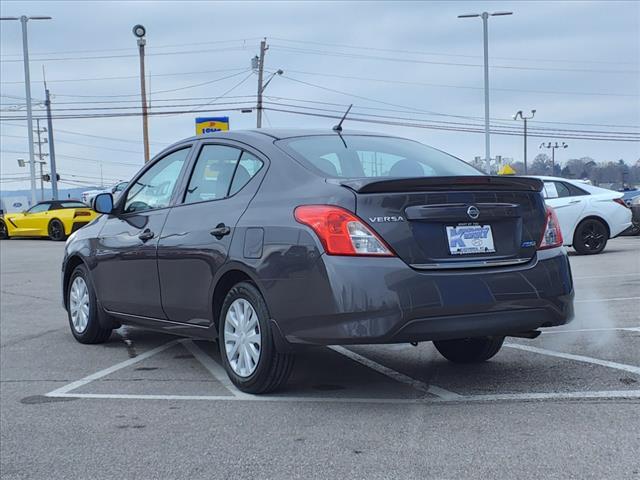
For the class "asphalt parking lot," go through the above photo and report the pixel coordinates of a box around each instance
[1,238,639,479]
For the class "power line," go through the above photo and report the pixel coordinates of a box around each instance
[270,36,640,67]
[269,44,640,75]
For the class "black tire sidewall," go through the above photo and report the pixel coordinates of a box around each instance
[218,281,275,391]
[0,220,8,239]
[67,264,105,343]
[573,219,608,255]
[48,218,66,241]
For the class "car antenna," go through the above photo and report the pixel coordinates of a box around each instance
[332,104,353,132]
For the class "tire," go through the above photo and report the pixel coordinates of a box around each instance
[0,219,9,240]
[218,281,294,394]
[67,264,112,344]
[48,218,67,241]
[573,218,608,255]
[434,336,505,364]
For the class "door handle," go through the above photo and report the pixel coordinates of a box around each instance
[569,200,581,204]
[210,223,231,239]
[138,229,155,242]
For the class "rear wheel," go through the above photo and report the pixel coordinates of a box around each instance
[434,336,505,364]
[48,218,66,241]
[219,281,294,394]
[67,264,112,344]
[573,218,608,255]
[0,219,9,239]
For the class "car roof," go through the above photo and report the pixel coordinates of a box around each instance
[174,128,397,145]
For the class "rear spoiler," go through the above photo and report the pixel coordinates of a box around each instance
[334,176,544,194]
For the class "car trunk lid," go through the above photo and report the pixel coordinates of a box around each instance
[337,176,547,269]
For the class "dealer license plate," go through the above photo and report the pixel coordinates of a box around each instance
[446,224,496,255]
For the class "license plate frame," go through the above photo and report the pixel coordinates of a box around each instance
[446,223,496,255]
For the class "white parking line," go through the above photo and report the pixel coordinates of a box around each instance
[328,345,462,400]
[542,326,640,335]
[45,390,640,404]
[504,343,640,376]
[575,296,640,303]
[46,340,179,397]
[573,273,639,280]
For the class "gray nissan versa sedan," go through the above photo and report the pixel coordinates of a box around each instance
[62,129,574,393]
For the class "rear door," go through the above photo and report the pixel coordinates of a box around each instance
[92,146,192,318]
[543,180,587,242]
[157,142,266,326]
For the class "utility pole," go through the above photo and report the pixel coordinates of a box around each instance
[256,38,267,128]
[34,119,49,200]
[540,141,568,175]
[133,24,150,162]
[458,11,512,175]
[514,110,536,174]
[1,15,51,204]
[44,84,59,199]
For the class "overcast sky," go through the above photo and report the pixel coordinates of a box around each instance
[1,0,639,191]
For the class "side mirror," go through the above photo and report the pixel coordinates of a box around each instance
[93,193,114,214]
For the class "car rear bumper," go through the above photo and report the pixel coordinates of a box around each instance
[268,247,574,346]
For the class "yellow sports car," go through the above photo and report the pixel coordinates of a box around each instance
[0,200,98,241]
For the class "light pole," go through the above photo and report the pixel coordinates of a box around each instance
[540,141,568,175]
[133,24,150,163]
[1,15,52,205]
[458,11,512,174]
[513,109,536,174]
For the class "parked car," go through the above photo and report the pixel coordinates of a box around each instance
[81,181,128,206]
[62,130,574,393]
[630,195,640,235]
[0,200,98,241]
[620,189,640,207]
[531,176,632,254]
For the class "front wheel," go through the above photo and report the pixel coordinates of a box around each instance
[67,264,112,344]
[434,336,505,364]
[573,218,608,255]
[219,282,294,394]
[48,218,67,241]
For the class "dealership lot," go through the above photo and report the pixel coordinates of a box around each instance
[1,238,638,479]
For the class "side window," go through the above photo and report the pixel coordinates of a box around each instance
[184,145,242,204]
[554,181,572,198]
[27,203,50,214]
[565,182,589,197]
[229,151,264,196]
[543,181,559,199]
[124,148,190,213]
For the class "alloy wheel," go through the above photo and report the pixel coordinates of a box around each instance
[69,276,90,333]
[581,221,606,251]
[49,220,64,240]
[223,298,262,377]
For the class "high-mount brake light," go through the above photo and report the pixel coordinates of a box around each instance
[294,205,394,256]
[538,206,563,250]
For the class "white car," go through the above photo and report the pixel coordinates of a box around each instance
[532,176,632,254]
[81,181,128,206]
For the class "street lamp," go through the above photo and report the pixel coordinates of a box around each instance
[1,15,52,205]
[133,24,150,163]
[458,11,512,174]
[540,141,568,175]
[513,109,536,174]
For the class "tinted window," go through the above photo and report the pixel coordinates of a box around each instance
[59,201,87,209]
[229,152,263,196]
[278,135,479,178]
[566,182,589,196]
[124,148,190,213]
[27,203,50,213]
[554,181,572,198]
[113,182,128,192]
[184,145,242,204]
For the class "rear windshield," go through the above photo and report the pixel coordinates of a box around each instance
[277,135,481,178]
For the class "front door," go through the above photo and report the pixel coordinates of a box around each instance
[157,143,266,326]
[92,147,192,318]
[543,180,586,241]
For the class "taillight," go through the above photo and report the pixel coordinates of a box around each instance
[538,206,563,250]
[74,210,91,218]
[294,205,394,256]
[613,198,629,209]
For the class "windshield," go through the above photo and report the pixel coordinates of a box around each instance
[277,135,481,179]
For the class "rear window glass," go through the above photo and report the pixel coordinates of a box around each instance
[59,202,87,209]
[277,135,480,178]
